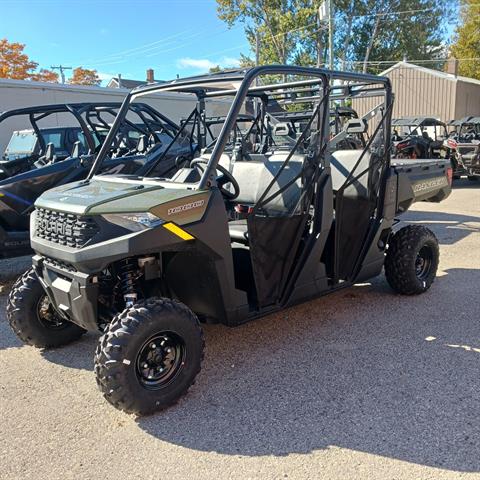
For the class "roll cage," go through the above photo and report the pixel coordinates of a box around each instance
[0,102,179,158]
[89,66,392,186]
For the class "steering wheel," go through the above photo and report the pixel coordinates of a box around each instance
[190,158,240,200]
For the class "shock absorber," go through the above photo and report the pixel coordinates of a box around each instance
[120,258,139,307]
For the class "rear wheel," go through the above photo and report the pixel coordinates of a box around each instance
[94,297,204,415]
[384,225,439,295]
[7,267,87,348]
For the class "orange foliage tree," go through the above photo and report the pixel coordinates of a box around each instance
[31,68,59,83]
[0,38,58,82]
[68,67,101,86]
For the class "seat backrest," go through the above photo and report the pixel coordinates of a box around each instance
[198,151,304,213]
[232,152,304,213]
[70,140,85,158]
[329,149,371,197]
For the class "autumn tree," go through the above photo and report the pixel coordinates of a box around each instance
[1,38,38,79]
[68,67,101,86]
[450,0,480,79]
[0,38,58,82]
[31,68,59,83]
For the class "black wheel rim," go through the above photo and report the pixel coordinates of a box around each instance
[415,245,433,281]
[135,332,186,390]
[36,296,69,330]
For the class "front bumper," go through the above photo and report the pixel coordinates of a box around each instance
[33,255,100,331]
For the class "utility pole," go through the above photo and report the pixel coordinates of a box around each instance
[316,8,323,67]
[328,0,334,69]
[51,65,72,84]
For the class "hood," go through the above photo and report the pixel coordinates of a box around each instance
[35,177,209,218]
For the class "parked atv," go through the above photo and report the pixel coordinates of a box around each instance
[0,102,194,258]
[444,116,480,180]
[1,126,84,177]
[392,117,448,159]
[7,66,452,415]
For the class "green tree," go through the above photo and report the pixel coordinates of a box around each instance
[450,0,480,79]
[216,0,455,75]
[335,0,454,73]
[216,0,319,66]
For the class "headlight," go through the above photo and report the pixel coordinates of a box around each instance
[102,212,164,231]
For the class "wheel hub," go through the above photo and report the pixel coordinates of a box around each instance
[415,245,433,280]
[36,296,68,330]
[136,333,185,389]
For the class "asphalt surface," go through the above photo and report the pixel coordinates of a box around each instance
[0,179,479,480]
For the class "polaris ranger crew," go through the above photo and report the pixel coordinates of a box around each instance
[7,66,452,415]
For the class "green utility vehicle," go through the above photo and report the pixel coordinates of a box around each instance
[7,66,452,415]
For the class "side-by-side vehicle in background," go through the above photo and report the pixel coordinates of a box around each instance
[0,102,194,258]
[7,66,452,415]
[445,116,480,180]
[2,125,82,173]
[391,117,448,159]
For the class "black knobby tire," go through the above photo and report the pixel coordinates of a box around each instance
[384,225,439,295]
[94,297,204,415]
[7,267,87,348]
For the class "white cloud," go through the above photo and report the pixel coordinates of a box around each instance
[97,72,115,81]
[177,58,216,70]
[177,56,241,72]
[221,57,241,68]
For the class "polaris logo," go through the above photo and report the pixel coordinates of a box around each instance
[412,176,448,193]
[37,217,68,236]
[167,199,205,216]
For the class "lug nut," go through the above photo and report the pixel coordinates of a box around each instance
[150,343,156,349]
[143,363,148,368]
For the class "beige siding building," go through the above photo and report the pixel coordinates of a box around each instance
[353,61,480,123]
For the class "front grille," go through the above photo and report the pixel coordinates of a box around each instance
[35,208,99,248]
[43,256,77,273]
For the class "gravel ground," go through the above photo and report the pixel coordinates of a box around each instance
[0,179,479,480]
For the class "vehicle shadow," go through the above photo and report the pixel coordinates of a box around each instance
[452,178,479,189]
[401,210,480,245]
[135,268,480,471]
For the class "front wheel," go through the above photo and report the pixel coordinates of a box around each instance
[384,225,439,295]
[94,297,204,415]
[7,268,87,348]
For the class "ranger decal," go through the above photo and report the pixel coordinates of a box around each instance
[168,199,205,216]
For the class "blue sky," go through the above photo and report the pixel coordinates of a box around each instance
[0,0,251,84]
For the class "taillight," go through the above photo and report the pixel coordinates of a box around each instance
[446,166,453,186]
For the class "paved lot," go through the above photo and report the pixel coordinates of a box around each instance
[0,179,479,480]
